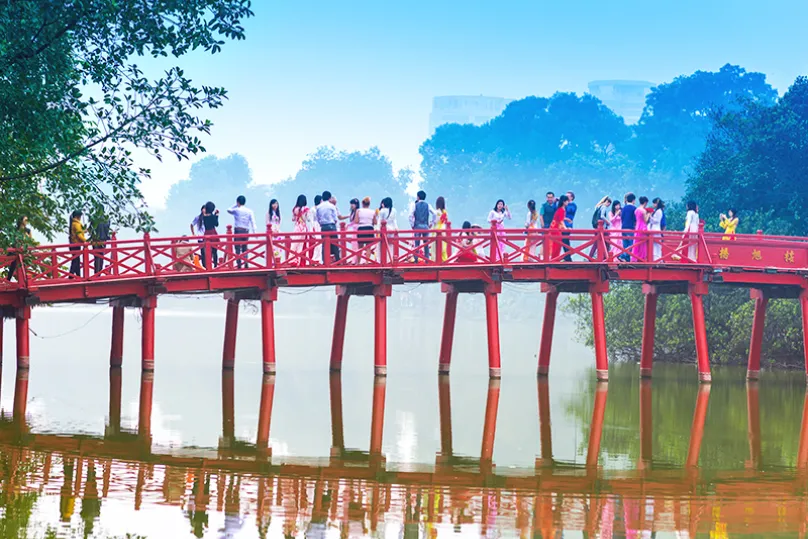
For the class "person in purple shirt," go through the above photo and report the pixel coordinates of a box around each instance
[620,193,637,261]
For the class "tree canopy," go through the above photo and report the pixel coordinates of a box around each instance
[0,0,253,243]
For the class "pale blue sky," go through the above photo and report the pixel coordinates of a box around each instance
[141,0,808,207]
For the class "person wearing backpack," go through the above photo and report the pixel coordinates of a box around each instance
[408,190,436,262]
[588,196,612,258]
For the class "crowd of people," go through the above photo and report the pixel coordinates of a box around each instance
[177,190,740,268]
[24,190,740,279]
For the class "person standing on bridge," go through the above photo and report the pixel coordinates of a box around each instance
[649,198,665,261]
[488,199,511,261]
[434,196,449,262]
[90,215,111,275]
[355,196,377,263]
[609,200,623,258]
[539,192,556,228]
[632,196,651,262]
[228,195,257,269]
[266,199,281,262]
[620,193,637,261]
[68,210,86,277]
[562,191,577,262]
[200,202,220,268]
[377,197,397,261]
[409,190,436,262]
[719,208,738,240]
[524,200,539,261]
[317,190,341,263]
[548,195,569,260]
[290,194,312,265]
[684,201,700,261]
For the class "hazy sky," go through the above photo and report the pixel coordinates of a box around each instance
[140,0,808,208]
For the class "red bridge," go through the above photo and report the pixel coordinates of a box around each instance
[1,223,807,383]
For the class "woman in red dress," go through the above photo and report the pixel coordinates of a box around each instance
[549,195,569,260]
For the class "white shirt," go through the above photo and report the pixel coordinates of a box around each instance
[316,201,338,225]
[685,210,699,233]
[378,207,398,230]
[227,204,257,233]
[649,208,663,231]
[356,207,375,226]
[487,209,511,225]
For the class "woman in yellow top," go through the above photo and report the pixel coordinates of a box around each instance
[434,196,449,261]
[69,210,86,276]
[719,208,738,240]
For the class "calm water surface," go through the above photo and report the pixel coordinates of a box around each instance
[1,294,807,538]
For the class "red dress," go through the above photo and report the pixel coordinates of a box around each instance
[549,207,566,259]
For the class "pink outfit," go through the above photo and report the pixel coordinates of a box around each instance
[609,212,622,258]
[632,207,649,262]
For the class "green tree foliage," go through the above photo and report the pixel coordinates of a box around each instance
[267,146,410,220]
[633,64,777,176]
[0,0,253,243]
[687,76,808,236]
[568,76,808,368]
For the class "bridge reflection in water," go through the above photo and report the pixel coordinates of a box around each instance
[4,371,808,536]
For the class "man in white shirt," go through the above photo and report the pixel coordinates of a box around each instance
[316,190,341,262]
[227,195,257,269]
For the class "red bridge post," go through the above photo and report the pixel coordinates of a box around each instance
[537,284,559,376]
[590,282,610,381]
[13,366,29,428]
[330,294,350,371]
[484,282,502,379]
[798,390,808,468]
[15,305,30,370]
[686,384,711,467]
[222,369,235,442]
[222,298,239,369]
[373,284,392,376]
[256,373,276,452]
[108,366,122,437]
[141,296,156,371]
[261,288,278,374]
[110,306,125,368]
[640,285,658,378]
[747,289,768,380]
[480,379,500,463]
[689,283,711,383]
[369,376,386,456]
[438,286,458,374]
[537,378,553,465]
[586,382,608,468]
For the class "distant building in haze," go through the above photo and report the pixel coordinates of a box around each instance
[587,80,655,124]
[429,95,512,134]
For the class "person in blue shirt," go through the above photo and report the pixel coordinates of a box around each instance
[620,193,637,261]
[539,192,557,228]
[562,191,577,261]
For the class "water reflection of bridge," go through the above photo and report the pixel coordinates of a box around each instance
[4,370,808,535]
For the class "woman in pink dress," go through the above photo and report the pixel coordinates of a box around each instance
[631,196,650,262]
[290,194,311,265]
[609,200,623,259]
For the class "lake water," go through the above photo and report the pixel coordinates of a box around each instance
[1,291,807,538]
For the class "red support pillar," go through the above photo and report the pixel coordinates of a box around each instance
[484,283,503,379]
[537,286,558,376]
[373,285,392,377]
[586,382,608,468]
[438,289,458,374]
[329,294,350,371]
[590,282,609,381]
[746,382,761,469]
[640,285,658,378]
[369,376,386,455]
[480,379,501,462]
[686,384,711,467]
[747,290,768,380]
[537,378,553,465]
[689,284,711,383]
[16,306,30,370]
[222,369,235,441]
[138,370,154,439]
[639,379,652,468]
[222,299,239,370]
[141,297,156,372]
[110,306,124,368]
[256,374,276,451]
[108,366,122,436]
[438,375,452,458]
[261,289,278,374]
[329,372,344,454]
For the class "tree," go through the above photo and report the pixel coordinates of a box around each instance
[0,0,253,243]
[633,64,777,176]
[267,146,410,222]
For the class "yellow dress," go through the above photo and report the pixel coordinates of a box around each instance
[434,209,449,261]
[719,216,738,240]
